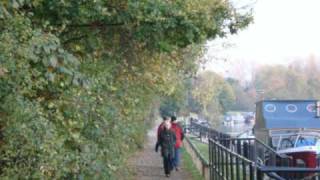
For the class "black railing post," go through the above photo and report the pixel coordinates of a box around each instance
[209,140,212,180]
[237,139,242,156]
[244,141,248,159]
[250,139,255,161]
[256,168,263,180]
[217,145,221,178]
[221,145,225,178]
[253,139,258,179]
[231,153,235,180]
[226,148,229,180]
[249,163,254,180]
[242,160,247,180]
[215,144,218,180]
[236,156,240,180]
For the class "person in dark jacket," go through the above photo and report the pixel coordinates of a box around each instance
[171,116,185,171]
[155,121,176,177]
[157,116,171,141]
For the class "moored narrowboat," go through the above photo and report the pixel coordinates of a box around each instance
[255,100,320,168]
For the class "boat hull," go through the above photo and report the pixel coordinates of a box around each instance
[278,149,318,178]
[286,151,317,168]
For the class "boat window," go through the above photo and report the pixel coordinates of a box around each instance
[279,135,297,150]
[295,136,317,147]
[271,136,280,148]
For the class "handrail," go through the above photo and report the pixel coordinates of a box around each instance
[259,166,320,173]
[235,128,253,138]
[189,121,231,139]
[217,137,292,162]
[209,139,253,164]
[254,138,292,159]
[190,121,291,160]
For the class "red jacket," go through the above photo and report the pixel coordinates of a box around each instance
[171,122,184,148]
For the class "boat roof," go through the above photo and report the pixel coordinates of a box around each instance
[255,100,320,130]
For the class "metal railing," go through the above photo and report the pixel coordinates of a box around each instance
[218,138,291,167]
[188,121,290,167]
[188,121,320,179]
[209,138,256,180]
[209,139,320,180]
[188,121,231,142]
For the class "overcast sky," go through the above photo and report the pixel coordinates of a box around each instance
[205,0,320,78]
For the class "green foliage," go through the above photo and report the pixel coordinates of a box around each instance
[159,76,193,117]
[0,0,251,179]
[159,71,238,123]
[226,78,256,111]
[191,71,235,122]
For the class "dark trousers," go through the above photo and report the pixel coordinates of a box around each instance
[163,155,173,175]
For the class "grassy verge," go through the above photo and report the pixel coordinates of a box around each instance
[188,137,209,161]
[181,147,205,180]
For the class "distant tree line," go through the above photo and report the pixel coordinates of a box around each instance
[253,57,320,100]
[162,57,320,125]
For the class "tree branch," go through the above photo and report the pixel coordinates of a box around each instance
[62,34,88,45]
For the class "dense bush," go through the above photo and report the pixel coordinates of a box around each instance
[0,0,251,179]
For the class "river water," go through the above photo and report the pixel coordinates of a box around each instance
[214,123,255,137]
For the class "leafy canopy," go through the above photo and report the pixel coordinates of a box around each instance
[0,0,251,179]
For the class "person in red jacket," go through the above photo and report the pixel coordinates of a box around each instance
[171,116,184,171]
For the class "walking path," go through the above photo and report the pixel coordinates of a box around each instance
[129,122,192,180]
